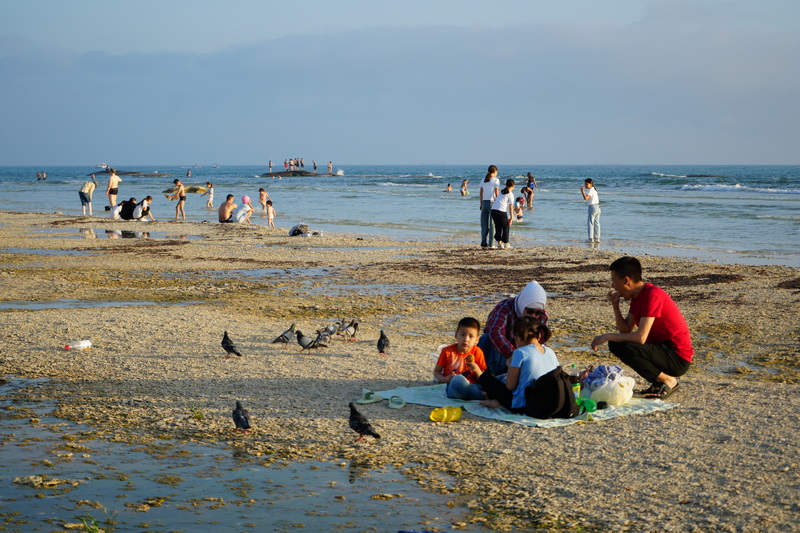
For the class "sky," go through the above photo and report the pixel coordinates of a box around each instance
[1,0,799,166]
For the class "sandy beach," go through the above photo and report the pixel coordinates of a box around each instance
[1,211,799,531]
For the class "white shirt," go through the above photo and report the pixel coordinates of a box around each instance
[492,190,515,213]
[480,177,500,202]
[585,187,599,205]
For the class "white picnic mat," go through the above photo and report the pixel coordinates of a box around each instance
[375,383,677,428]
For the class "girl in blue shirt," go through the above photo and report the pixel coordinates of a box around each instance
[478,315,559,413]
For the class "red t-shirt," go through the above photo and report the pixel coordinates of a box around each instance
[436,344,486,383]
[630,283,693,362]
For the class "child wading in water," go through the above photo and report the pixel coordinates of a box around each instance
[266,200,276,227]
[478,315,559,413]
[434,317,487,400]
[202,182,214,208]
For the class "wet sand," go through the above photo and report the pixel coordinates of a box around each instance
[1,211,799,531]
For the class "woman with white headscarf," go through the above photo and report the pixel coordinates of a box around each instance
[477,280,549,375]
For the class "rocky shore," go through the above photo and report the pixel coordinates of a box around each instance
[1,211,798,531]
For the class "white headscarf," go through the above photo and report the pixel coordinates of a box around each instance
[514,281,547,316]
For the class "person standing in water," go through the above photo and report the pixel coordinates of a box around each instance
[581,178,601,242]
[78,173,97,216]
[479,165,500,248]
[165,178,187,220]
[106,169,121,210]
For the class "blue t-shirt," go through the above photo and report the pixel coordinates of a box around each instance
[510,344,559,409]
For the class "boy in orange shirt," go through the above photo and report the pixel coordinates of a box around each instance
[434,317,487,400]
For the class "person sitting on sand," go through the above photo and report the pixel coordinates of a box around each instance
[434,317,487,400]
[479,316,558,412]
[133,196,155,222]
[218,194,237,223]
[114,198,138,221]
[234,195,254,223]
[477,280,549,375]
[591,256,692,399]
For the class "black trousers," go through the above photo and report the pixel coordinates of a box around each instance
[478,372,525,413]
[491,209,509,243]
[608,341,690,383]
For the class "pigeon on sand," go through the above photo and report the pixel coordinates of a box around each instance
[222,331,242,358]
[272,323,296,347]
[296,330,326,352]
[377,330,390,355]
[232,401,251,431]
[348,402,380,442]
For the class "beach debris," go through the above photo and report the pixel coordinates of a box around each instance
[348,402,380,442]
[221,331,242,358]
[272,323,296,347]
[232,401,251,431]
[296,330,326,352]
[377,330,390,355]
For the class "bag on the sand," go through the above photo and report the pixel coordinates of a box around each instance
[590,375,635,406]
[290,223,310,236]
[524,366,580,419]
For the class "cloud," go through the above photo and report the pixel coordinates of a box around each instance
[1,17,798,164]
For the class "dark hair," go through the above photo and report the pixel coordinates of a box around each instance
[456,316,481,333]
[513,315,551,344]
[584,178,594,185]
[267,200,273,206]
[207,182,213,187]
[500,179,515,195]
[173,179,180,184]
[610,256,642,283]
[483,165,498,182]
[226,194,235,200]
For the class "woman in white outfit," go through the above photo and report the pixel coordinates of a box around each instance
[580,178,601,242]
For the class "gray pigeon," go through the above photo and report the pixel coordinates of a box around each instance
[348,402,380,442]
[232,401,251,431]
[314,328,332,346]
[222,331,242,358]
[296,330,326,352]
[377,330,390,355]
[272,323,296,347]
[338,320,359,342]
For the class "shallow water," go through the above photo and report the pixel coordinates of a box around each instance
[0,377,485,532]
[1,164,797,267]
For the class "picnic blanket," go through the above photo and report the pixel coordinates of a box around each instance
[375,383,677,428]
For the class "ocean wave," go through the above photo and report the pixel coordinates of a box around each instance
[680,184,799,195]
[651,172,687,178]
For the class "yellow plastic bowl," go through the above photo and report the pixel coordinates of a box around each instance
[430,406,462,422]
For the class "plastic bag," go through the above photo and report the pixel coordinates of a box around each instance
[590,375,635,406]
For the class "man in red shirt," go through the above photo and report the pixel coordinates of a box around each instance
[591,256,692,399]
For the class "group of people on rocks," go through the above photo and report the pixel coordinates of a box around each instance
[434,256,691,415]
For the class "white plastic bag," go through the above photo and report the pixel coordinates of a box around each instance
[590,376,635,406]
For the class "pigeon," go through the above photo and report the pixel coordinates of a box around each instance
[338,320,359,342]
[296,330,326,352]
[377,330,390,355]
[348,402,380,442]
[272,323,296,347]
[314,328,332,346]
[222,331,242,358]
[232,400,251,431]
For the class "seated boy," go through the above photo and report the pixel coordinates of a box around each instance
[434,317,487,400]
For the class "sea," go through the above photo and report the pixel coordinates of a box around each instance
[1,164,798,267]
